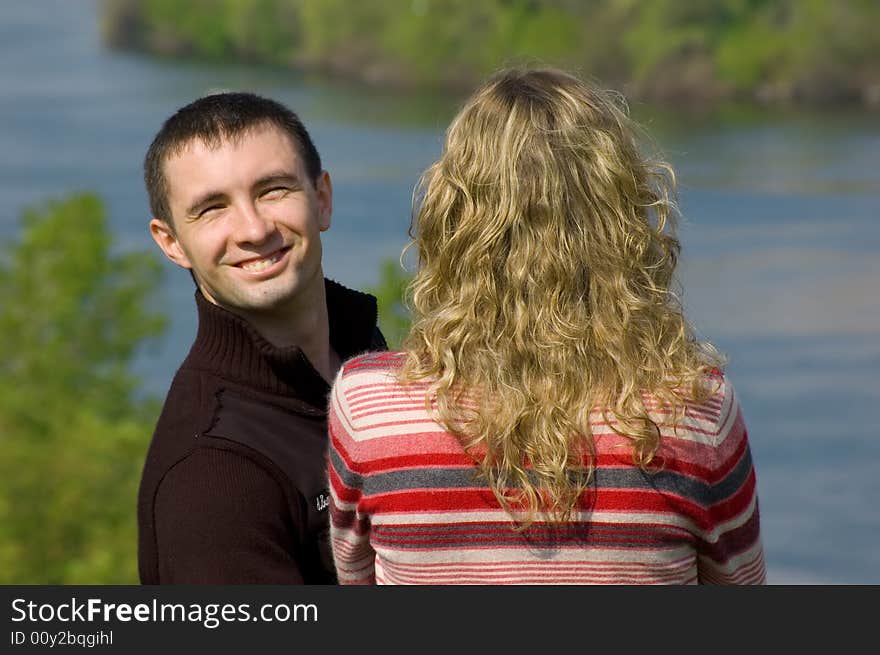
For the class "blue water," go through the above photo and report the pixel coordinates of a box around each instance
[2,0,878,584]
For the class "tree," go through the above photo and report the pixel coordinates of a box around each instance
[0,192,167,583]
[367,258,413,351]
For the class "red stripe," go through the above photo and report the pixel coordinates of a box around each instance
[358,486,710,518]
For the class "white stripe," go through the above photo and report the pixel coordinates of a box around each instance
[370,544,697,566]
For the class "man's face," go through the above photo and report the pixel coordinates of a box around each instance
[150,124,332,321]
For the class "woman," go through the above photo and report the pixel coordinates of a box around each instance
[327,67,766,584]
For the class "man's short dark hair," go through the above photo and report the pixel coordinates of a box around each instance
[144,92,322,225]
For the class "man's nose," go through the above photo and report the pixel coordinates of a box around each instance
[233,200,273,244]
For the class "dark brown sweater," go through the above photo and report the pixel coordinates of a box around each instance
[137,279,385,584]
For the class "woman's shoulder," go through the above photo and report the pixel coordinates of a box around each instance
[330,351,436,443]
[341,350,406,374]
[699,368,739,413]
[671,368,745,449]
[697,367,733,403]
[335,350,407,391]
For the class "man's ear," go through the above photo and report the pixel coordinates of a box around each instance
[149,218,192,269]
[315,170,332,232]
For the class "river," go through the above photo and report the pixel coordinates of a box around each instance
[1,0,878,584]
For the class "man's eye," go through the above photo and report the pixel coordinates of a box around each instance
[199,205,223,217]
[262,187,290,200]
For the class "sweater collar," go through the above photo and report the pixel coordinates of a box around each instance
[184,278,378,406]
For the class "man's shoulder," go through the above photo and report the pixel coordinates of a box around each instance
[152,365,212,434]
[325,277,377,304]
[324,278,386,354]
[147,368,267,478]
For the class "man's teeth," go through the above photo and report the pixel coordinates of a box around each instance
[241,251,282,272]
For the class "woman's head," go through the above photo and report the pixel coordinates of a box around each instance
[402,67,722,524]
[413,66,677,317]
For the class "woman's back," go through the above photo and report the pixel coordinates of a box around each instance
[328,351,765,585]
[327,66,766,585]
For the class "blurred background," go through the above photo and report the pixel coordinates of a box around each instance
[1,0,877,584]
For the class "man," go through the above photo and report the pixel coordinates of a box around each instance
[137,92,386,584]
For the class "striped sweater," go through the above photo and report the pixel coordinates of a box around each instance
[327,351,766,585]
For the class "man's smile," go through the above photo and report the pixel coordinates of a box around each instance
[235,246,291,273]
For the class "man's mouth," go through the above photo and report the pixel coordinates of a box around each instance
[238,247,290,272]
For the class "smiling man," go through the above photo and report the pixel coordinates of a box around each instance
[137,92,386,584]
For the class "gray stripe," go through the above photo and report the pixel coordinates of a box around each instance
[371,522,690,550]
[330,441,753,508]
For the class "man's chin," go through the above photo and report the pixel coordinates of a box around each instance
[214,285,301,317]
[200,268,321,316]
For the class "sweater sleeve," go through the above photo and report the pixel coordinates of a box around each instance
[152,448,305,584]
[695,381,767,584]
[327,368,377,584]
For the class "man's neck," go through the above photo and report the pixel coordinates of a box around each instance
[215,280,341,383]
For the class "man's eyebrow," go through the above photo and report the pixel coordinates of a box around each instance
[253,172,302,189]
[186,191,227,217]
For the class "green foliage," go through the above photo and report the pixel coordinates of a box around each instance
[622,1,711,82]
[101,0,880,103]
[296,0,386,66]
[226,0,301,63]
[715,9,790,88]
[367,258,413,351]
[296,0,583,87]
[0,193,167,583]
[110,0,302,63]
[712,0,880,97]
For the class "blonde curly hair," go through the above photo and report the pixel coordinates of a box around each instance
[400,67,724,526]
